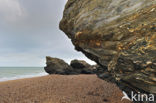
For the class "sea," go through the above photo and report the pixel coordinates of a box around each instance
[0,67,48,82]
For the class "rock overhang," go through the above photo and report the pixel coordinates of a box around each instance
[59,0,156,100]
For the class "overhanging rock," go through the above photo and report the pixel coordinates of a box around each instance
[59,0,156,102]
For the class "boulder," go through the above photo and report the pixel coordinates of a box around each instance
[70,59,90,69]
[45,57,97,75]
[44,56,73,75]
[70,59,95,74]
[60,0,156,101]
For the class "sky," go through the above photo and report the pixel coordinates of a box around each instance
[0,0,95,66]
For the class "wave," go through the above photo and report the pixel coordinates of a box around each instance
[0,72,48,82]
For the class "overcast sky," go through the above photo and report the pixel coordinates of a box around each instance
[0,0,95,66]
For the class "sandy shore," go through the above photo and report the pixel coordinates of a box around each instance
[0,75,131,103]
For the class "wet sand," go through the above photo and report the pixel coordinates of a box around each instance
[0,74,131,103]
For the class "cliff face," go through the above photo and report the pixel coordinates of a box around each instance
[60,0,156,100]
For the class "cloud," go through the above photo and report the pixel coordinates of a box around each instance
[0,0,26,22]
[0,52,45,66]
[0,49,95,66]
[0,0,96,66]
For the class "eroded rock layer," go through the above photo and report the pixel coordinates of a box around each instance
[60,0,156,101]
[44,57,97,75]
